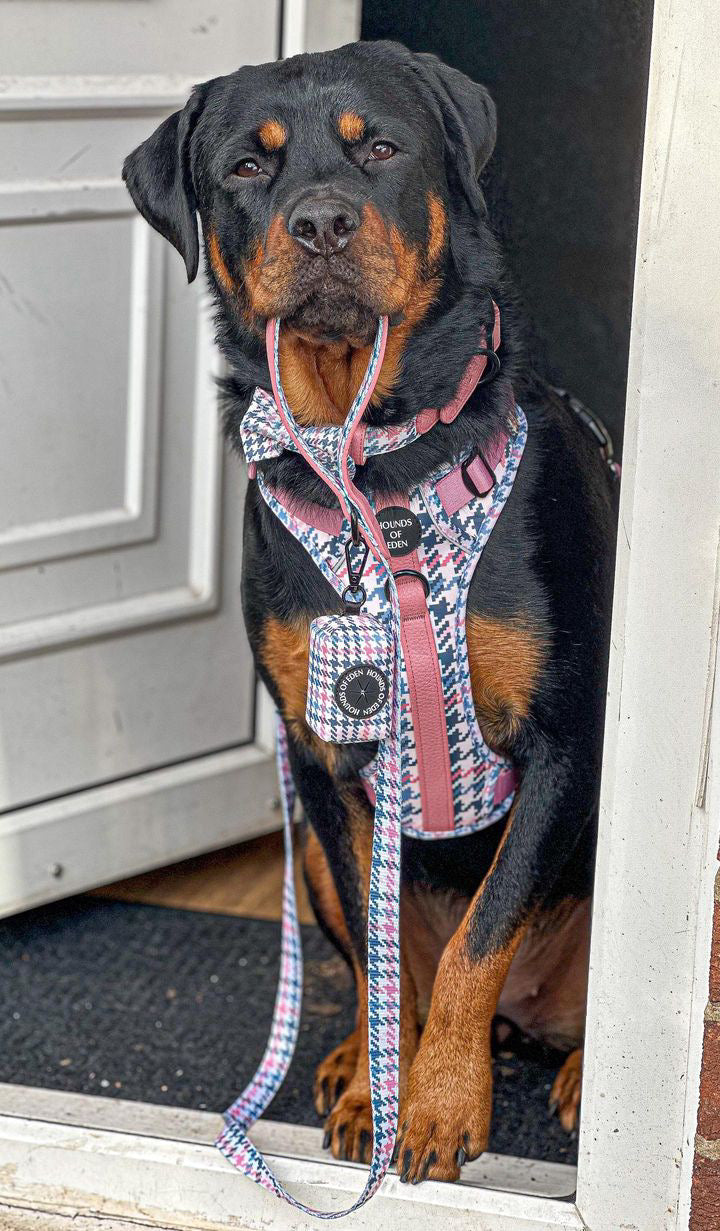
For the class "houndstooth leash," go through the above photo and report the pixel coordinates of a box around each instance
[215,317,407,1216]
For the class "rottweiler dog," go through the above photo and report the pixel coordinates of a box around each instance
[124,39,616,1183]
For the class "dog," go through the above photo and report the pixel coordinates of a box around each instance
[123,39,616,1183]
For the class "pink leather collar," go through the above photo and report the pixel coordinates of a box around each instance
[348,301,501,466]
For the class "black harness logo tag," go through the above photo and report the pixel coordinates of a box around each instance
[378,506,422,557]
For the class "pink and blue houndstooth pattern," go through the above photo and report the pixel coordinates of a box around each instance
[216,711,402,1216]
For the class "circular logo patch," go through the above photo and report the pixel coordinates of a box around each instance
[334,663,390,720]
[378,506,422,557]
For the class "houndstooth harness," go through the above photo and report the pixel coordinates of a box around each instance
[216,310,527,1215]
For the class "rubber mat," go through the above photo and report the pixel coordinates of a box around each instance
[0,895,577,1163]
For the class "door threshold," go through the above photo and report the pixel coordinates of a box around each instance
[0,1082,578,1229]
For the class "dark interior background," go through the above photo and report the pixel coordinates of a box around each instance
[361,0,654,450]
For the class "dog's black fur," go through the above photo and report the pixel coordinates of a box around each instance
[124,40,616,1182]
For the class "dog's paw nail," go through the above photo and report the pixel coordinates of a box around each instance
[400,1148,413,1181]
[322,1130,331,1149]
[548,1097,558,1115]
[420,1150,437,1181]
[456,1147,466,1167]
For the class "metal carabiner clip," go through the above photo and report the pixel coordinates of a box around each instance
[343,515,369,612]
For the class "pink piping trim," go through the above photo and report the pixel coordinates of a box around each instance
[273,490,344,536]
[363,758,516,816]
[493,766,518,806]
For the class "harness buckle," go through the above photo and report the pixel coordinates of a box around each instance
[461,452,496,499]
[476,346,501,386]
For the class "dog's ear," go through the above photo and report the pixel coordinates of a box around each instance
[122,86,207,282]
[413,54,496,210]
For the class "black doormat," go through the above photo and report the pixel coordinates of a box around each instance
[0,896,577,1164]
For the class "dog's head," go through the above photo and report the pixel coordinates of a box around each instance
[123,41,496,353]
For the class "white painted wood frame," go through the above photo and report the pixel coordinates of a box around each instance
[2,0,720,1227]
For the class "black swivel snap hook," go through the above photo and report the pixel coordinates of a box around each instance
[343,507,369,611]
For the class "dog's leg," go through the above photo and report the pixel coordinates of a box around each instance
[396,750,597,1183]
[550,1047,583,1132]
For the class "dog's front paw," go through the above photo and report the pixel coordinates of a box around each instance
[549,1047,583,1133]
[313,1030,360,1116]
[394,1047,492,1183]
[321,1079,374,1163]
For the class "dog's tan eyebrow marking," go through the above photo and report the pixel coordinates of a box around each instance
[257,119,287,152]
[337,112,365,142]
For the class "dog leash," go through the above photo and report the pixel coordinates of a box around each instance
[216,317,407,1217]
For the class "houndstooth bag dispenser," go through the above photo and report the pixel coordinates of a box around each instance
[306,531,393,744]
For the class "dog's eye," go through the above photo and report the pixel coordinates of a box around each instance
[368,141,396,161]
[234,158,261,178]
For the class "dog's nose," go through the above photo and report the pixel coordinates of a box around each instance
[288,197,360,256]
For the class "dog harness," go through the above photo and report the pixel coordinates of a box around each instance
[216,310,527,1215]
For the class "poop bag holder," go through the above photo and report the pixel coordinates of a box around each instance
[306,611,393,743]
[306,520,394,744]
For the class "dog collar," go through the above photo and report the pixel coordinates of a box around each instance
[240,301,501,475]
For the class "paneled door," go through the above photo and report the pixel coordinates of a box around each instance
[0,2,280,915]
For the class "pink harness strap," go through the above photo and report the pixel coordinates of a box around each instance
[435,430,509,515]
[380,494,455,832]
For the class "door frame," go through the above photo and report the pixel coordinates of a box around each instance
[2,0,720,1227]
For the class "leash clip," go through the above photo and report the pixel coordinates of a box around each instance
[343,523,369,611]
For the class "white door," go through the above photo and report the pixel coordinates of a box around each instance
[0,2,280,916]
